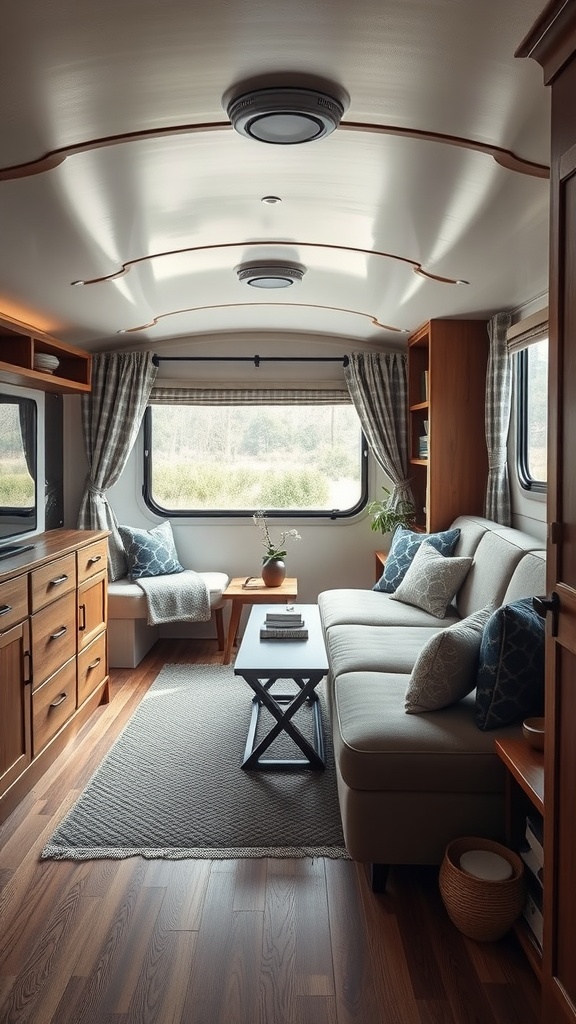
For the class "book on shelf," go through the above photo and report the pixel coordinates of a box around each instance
[525,814,544,866]
[421,369,429,401]
[260,626,308,640]
[522,875,543,949]
[520,843,544,888]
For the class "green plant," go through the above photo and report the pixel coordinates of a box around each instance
[367,486,416,534]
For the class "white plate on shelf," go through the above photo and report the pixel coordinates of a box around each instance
[34,354,60,373]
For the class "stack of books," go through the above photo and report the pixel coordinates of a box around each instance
[260,610,308,640]
[418,434,428,458]
[521,812,544,949]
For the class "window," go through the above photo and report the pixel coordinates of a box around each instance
[516,336,548,492]
[143,395,367,517]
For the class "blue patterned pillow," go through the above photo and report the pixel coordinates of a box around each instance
[373,526,461,593]
[475,598,545,731]
[118,521,185,580]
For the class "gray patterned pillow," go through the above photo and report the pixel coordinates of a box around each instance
[389,541,473,618]
[405,605,494,713]
[118,521,185,580]
[373,525,461,593]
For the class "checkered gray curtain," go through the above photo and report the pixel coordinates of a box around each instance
[484,312,512,525]
[344,351,414,508]
[78,352,157,580]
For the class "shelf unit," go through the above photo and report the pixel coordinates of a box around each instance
[407,319,489,533]
[495,737,544,980]
[0,321,91,394]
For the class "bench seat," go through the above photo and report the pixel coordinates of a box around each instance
[108,571,229,667]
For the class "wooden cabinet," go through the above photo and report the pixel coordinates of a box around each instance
[495,738,544,980]
[0,620,31,795]
[407,319,489,532]
[0,529,109,822]
[0,320,91,394]
[519,6,576,1022]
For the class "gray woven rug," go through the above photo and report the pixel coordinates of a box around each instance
[42,663,348,861]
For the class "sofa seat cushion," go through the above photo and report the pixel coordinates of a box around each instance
[325,624,442,678]
[332,671,522,793]
[108,572,229,619]
[318,589,461,631]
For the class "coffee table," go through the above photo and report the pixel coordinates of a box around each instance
[221,576,298,665]
[234,603,329,771]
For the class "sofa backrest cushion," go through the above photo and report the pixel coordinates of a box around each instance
[454,524,544,618]
[502,551,546,605]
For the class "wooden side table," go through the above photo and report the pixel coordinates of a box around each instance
[221,576,298,664]
[375,550,387,584]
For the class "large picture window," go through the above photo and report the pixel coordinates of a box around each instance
[515,336,548,492]
[143,389,367,517]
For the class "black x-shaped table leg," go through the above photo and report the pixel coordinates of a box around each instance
[240,673,326,770]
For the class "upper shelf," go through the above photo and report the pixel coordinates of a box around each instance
[0,323,91,394]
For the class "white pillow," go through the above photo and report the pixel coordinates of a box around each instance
[405,605,494,714]
[389,541,473,618]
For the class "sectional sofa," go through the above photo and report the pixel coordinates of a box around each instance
[318,515,546,883]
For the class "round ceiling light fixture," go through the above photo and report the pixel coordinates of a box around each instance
[236,261,306,289]
[225,86,345,144]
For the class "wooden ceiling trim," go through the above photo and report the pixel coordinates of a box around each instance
[0,120,548,184]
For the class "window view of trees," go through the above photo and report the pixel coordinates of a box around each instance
[525,339,548,484]
[146,403,364,513]
[0,400,34,507]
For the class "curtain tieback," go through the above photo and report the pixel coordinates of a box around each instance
[86,480,107,498]
[487,451,507,471]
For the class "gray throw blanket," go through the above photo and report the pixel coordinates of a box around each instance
[136,570,211,626]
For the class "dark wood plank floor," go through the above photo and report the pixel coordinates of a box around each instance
[0,640,541,1024]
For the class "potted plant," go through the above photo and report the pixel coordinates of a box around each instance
[367,486,416,535]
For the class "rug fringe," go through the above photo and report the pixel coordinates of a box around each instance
[41,845,350,861]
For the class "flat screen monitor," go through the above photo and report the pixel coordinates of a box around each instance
[0,388,44,557]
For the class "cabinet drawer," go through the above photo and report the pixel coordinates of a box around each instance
[30,553,76,613]
[0,574,28,631]
[77,631,107,706]
[77,539,108,584]
[31,591,76,689]
[32,658,76,756]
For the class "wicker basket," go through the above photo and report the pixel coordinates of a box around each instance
[439,837,526,942]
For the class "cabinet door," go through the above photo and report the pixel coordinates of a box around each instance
[78,569,107,651]
[0,621,31,795]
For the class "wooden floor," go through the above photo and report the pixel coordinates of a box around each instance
[0,640,541,1024]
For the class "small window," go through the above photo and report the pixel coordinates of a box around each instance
[143,401,367,518]
[516,336,548,492]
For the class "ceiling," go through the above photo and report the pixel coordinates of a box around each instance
[0,0,550,354]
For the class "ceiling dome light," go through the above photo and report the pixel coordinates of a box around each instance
[236,261,306,288]
[226,87,345,144]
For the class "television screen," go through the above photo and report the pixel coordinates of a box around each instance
[0,391,39,547]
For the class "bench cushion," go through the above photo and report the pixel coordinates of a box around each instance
[108,571,229,619]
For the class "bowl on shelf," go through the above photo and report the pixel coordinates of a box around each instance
[34,352,60,374]
[522,717,545,751]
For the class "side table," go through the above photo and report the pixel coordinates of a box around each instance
[221,576,298,664]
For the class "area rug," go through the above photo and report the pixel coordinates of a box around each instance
[42,663,348,860]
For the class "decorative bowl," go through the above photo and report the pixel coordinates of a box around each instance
[34,352,60,373]
[522,717,545,750]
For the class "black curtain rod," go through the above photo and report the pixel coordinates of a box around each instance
[152,354,349,368]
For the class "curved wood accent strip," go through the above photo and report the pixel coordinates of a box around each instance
[0,119,548,184]
[71,239,469,287]
[340,121,549,179]
[116,302,408,335]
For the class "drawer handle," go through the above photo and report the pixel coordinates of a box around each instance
[49,574,69,586]
[49,692,68,708]
[49,625,68,640]
[78,603,86,631]
[88,554,102,564]
[0,603,12,616]
[87,656,102,670]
